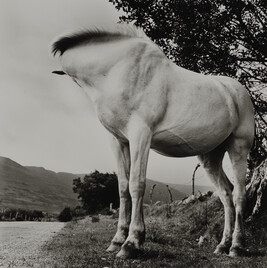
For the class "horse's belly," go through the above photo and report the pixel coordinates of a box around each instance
[151,128,229,157]
[151,141,198,157]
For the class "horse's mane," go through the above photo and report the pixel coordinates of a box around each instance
[52,24,150,56]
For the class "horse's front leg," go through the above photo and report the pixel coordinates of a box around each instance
[117,124,152,258]
[107,137,131,252]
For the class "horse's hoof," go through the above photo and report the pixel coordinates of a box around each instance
[229,246,246,257]
[214,244,230,255]
[116,242,137,259]
[116,248,131,259]
[106,242,121,252]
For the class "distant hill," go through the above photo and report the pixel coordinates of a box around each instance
[0,156,187,214]
[144,179,186,204]
[168,183,215,196]
[0,157,79,214]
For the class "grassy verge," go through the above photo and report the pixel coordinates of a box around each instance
[38,199,267,268]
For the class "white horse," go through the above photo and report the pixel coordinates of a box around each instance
[52,24,254,258]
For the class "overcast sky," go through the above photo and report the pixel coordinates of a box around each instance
[0,0,233,186]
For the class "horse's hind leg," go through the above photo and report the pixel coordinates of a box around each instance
[198,145,235,254]
[107,137,131,252]
[227,135,253,257]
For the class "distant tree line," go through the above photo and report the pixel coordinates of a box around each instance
[0,208,44,221]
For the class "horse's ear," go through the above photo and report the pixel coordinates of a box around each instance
[52,70,66,75]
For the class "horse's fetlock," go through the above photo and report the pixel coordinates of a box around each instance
[133,228,145,244]
[118,225,129,237]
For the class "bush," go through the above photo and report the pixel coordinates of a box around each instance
[91,215,100,223]
[72,206,88,218]
[58,207,72,222]
[98,207,113,215]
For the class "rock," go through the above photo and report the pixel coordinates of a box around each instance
[198,235,207,246]
[211,191,219,198]
[154,201,162,206]
[183,195,197,204]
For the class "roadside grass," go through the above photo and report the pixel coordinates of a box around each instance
[38,199,267,268]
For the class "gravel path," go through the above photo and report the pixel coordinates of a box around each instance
[0,221,65,267]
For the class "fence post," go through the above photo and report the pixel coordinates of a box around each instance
[149,184,156,205]
[192,163,201,195]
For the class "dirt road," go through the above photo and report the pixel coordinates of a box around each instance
[0,221,64,267]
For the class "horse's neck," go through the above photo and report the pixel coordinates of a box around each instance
[62,39,142,86]
[62,39,153,104]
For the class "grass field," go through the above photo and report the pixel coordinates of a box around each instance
[38,198,267,268]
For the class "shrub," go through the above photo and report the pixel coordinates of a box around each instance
[91,215,100,223]
[72,206,87,218]
[58,207,72,222]
[98,207,112,215]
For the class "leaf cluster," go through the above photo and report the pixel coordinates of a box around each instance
[58,207,73,222]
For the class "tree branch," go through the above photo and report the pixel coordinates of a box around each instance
[236,10,267,57]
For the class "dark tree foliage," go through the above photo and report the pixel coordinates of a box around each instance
[0,208,44,221]
[73,170,119,214]
[109,0,267,166]
[58,207,73,222]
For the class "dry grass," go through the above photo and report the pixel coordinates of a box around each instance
[37,198,267,267]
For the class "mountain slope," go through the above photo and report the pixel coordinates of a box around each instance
[144,179,186,204]
[0,157,186,213]
[0,157,79,214]
[169,183,215,196]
